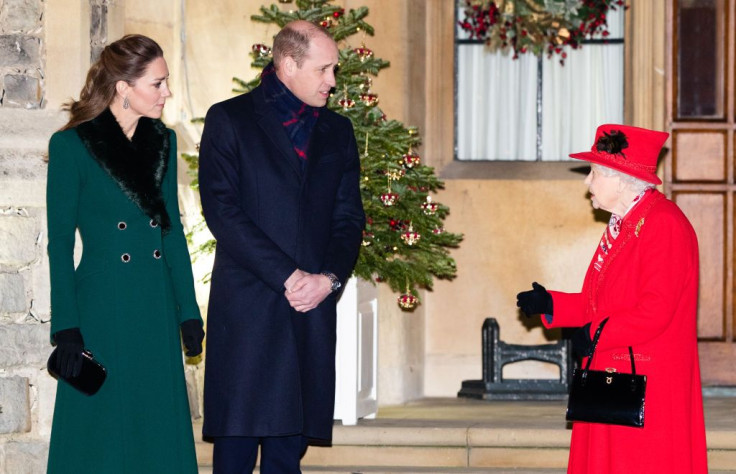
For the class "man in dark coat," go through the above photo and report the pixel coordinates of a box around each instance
[198,20,365,473]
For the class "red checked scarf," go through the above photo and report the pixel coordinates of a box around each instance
[260,62,320,165]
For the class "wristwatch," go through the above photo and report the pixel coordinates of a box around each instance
[320,272,342,292]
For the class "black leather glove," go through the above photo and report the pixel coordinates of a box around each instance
[52,328,85,378]
[516,282,553,317]
[180,319,205,357]
[571,322,594,358]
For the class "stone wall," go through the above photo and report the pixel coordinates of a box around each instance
[0,107,66,472]
[0,1,65,472]
[0,0,44,108]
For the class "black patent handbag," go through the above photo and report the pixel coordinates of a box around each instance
[566,318,646,427]
[48,348,107,396]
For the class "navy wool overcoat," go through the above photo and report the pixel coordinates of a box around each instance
[198,85,365,441]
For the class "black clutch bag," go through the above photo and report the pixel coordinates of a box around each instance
[566,318,646,427]
[47,348,107,396]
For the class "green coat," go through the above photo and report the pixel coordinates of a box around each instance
[46,110,201,473]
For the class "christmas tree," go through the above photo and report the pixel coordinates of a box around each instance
[185,0,462,309]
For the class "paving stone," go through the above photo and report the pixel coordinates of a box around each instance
[2,440,47,473]
[0,322,48,368]
[0,35,40,67]
[0,376,30,433]
[3,74,42,108]
[0,272,25,313]
[0,0,43,32]
[0,109,66,150]
[0,215,39,266]
[0,149,48,180]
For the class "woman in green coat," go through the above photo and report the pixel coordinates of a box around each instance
[46,35,204,473]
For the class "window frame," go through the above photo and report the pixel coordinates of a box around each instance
[453,2,627,163]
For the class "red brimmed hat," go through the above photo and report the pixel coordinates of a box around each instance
[569,124,669,185]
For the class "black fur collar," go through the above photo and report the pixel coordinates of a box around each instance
[76,108,171,233]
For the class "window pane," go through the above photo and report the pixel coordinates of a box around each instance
[456,46,537,161]
[455,3,624,161]
[542,44,624,161]
[676,0,725,119]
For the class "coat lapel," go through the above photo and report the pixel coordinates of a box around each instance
[75,108,172,232]
[587,190,665,313]
[304,114,331,176]
[253,87,304,179]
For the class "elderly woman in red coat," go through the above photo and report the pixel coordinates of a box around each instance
[517,124,708,473]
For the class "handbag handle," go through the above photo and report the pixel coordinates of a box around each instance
[583,317,636,375]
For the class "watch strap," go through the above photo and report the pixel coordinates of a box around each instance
[320,272,341,292]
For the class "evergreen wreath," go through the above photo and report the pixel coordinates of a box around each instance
[458,0,627,64]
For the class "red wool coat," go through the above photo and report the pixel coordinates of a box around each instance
[546,190,708,474]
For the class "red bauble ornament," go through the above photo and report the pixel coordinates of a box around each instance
[338,97,355,109]
[354,45,373,61]
[252,43,271,57]
[389,219,408,231]
[402,152,421,168]
[398,293,419,309]
[360,93,378,106]
[401,225,421,246]
[380,192,398,207]
[421,196,439,215]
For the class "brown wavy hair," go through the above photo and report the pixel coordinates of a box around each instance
[61,34,164,130]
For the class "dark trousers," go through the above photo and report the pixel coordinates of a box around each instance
[212,435,307,474]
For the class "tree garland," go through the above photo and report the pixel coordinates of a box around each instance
[458,0,627,64]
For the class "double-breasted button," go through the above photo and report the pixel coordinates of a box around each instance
[153,249,162,259]
[121,253,131,263]
[118,222,127,230]
[150,219,159,228]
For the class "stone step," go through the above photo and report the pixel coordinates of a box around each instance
[198,468,565,473]
[194,424,569,471]
[195,422,736,471]
[193,397,736,472]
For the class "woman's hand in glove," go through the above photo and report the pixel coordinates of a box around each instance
[52,328,85,378]
[180,319,205,357]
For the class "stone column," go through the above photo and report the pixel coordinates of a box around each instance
[89,0,125,62]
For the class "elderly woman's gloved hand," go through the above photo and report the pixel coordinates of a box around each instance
[571,322,594,358]
[516,282,553,317]
[52,328,85,378]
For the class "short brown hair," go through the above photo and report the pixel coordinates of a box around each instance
[272,21,333,70]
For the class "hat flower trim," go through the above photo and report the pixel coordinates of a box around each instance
[589,129,656,173]
[594,130,629,157]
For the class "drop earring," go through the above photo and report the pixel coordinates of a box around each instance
[123,96,129,109]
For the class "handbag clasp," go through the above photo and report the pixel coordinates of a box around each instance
[605,368,616,384]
